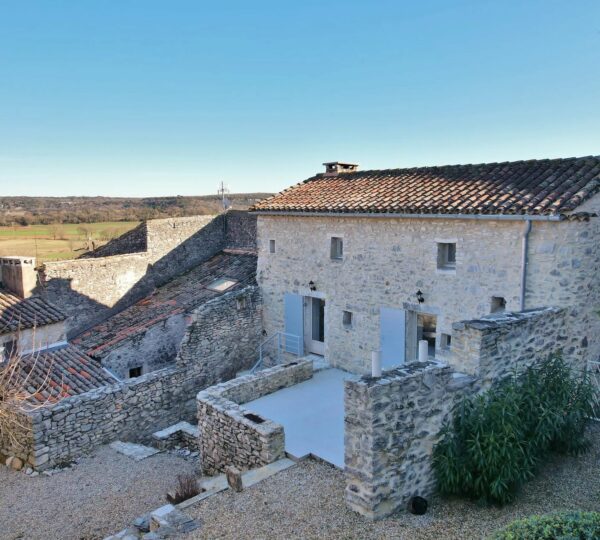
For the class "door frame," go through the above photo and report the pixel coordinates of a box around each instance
[303,293,326,356]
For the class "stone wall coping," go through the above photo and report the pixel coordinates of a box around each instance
[349,360,450,388]
[153,421,199,439]
[188,285,258,318]
[42,251,149,268]
[451,306,563,332]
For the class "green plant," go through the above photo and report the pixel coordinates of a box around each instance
[433,355,598,505]
[491,511,600,540]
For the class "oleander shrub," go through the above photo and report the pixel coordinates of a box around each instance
[491,511,600,540]
[433,355,597,505]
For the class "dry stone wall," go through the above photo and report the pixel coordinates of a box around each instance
[344,307,572,519]
[40,211,257,336]
[1,286,262,470]
[197,359,313,474]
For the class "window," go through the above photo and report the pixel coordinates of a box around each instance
[236,296,247,310]
[330,237,343,260]
[269,239,276,253]
[491,296,506,313]
[129,366,142,378]
[441,333,452,350]
[207,277,238,292]
[343,310,353,328]
[437,242,456,270]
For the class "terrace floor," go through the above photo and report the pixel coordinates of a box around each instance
[246,366,359,467]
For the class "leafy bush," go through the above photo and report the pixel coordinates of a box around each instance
[433,355,597,505]
[491,511,600,540]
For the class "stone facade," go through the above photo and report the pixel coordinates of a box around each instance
[197,359,313,474]
[40,211,257,336]
[257,206,600,374]
[344,306,572,519]
[1,286,262,470]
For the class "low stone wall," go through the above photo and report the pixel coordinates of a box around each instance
[345,361,475,519]
[152,421,200,452]
[344,306,572,519]
[1,286,262,471]
[197,359,312,475]
[450,306,571,385]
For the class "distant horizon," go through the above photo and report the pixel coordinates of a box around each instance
[2,1,599,197]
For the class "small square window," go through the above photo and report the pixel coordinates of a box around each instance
[441,333,452,350]
[236,296,247,310]
[437,242,456,270]
[331,237,343,260]
[342,310,353,328]
[129,366,142,378]
[491,296,506,313]
[207,277,238,292]
[269,239,276,253]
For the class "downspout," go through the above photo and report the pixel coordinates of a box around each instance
[520,220,533,310]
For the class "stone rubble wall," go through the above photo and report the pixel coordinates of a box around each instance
[197,359,313,475]
[450,307,573,384]
[345,361,474,519]
[39,211,257,337]
[1,286,261,471]
[0,408,34,467]
[80,222,148,258]
[344,306,571,519]
[152,421,200,452]
[257,213,599,374]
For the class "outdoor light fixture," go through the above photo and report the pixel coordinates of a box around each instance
[416,289,425,304]
[309,280,317,291]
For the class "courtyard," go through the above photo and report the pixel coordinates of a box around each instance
[246,366,358,467]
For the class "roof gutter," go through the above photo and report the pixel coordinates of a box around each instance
[251,211,563,221]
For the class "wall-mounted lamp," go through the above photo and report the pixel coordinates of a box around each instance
[309,280,317,291]
[416,289,425,304]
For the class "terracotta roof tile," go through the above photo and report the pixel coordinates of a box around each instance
[0,289,67,336]
[252,156,600,216]
[17,344,116,404]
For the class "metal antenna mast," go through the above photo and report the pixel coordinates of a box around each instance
[217,181,230,211]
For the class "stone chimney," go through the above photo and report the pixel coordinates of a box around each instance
[0,257,38,298]
[323,162,359,176]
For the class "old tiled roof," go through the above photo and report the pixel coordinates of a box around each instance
[0,289,67,336]
[251,156,600,216]
[74,250,257,358]
[18,344,116,404]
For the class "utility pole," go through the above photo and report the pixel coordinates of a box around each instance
[217,181,230,212]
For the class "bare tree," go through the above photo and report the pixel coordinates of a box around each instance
[0,329,62,450]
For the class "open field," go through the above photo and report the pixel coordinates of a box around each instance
[0,221,139,263]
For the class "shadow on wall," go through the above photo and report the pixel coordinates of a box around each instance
[36,211,257,338]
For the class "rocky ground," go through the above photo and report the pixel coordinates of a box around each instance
[188,423,600,540]
[0,445,196,540]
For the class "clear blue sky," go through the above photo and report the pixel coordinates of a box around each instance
[1,0,599,197]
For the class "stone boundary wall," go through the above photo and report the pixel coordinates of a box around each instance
[39,211,257,336]
[152,421,200,452]
[81,222,148,258]
[197,359,313,475]
[345,307,571,519]
[450,306,572,385]
[1,286,262,471]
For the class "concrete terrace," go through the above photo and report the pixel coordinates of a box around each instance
[246,366,359,468]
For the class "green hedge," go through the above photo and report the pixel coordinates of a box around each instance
[433,355,597,505]
[491,511,600,540]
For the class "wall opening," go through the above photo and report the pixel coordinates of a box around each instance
[491,296,506,313]
[129,366,142,378]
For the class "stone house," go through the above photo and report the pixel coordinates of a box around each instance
[251,157,600,375]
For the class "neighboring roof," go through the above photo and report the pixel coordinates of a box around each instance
[0,289,67,336]
[251,156,600,217]
[73,250,257,357]
[18,344,116,404]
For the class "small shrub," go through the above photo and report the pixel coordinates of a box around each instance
[491,511,600,540]
[433,355,597,505]
[166,473,201,504]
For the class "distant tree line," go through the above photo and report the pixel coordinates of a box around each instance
[0,194,271,226]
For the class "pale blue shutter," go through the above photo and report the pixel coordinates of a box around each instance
[380,307,406,369]
[284,293,304,355]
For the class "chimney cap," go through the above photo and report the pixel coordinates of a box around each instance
[323,162,359,176]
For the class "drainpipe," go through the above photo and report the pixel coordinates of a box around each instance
[520,220,533,311]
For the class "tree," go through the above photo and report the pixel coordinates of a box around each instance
[0,330,62,451]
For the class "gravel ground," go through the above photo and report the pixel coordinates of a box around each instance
[0,445,196,540]
[189,423,600,540]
